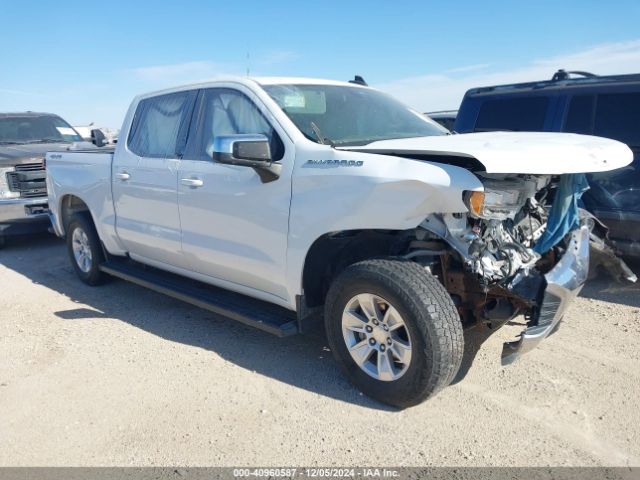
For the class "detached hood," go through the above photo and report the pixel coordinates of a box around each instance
[342,131,633,174]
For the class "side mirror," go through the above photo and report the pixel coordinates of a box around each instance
[212,134,272,167]
[211,134,281,182]
[91,128,107,147]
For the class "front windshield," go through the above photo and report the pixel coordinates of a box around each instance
[0,115,83,144]
[263,84,447,146]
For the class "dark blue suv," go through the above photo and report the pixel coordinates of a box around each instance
[455,70,640,258]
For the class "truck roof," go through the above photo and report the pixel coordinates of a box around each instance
[253,76,364,87]
[132,76,369,101]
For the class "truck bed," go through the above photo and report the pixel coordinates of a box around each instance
[46,148,117,245]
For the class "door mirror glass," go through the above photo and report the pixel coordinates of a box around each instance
[212,134,272,167]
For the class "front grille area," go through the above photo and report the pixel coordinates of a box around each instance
[6,162,47,198]
[15,162,46,172]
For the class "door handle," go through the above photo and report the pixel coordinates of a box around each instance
[181,178,204,188]
[115,172,131,181]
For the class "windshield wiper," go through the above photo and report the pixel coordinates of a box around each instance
[310,122,334,147]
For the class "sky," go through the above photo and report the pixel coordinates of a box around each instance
[2,0,640,129]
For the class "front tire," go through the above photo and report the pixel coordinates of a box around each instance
[66,213,105,286]
[325,259,463,408]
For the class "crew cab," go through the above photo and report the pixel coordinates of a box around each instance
[46,78,632,407]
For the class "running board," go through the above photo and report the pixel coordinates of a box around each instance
[99,259,298,337]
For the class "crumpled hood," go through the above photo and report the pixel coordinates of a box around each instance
[342,131,634,174]
[0,141,95,166]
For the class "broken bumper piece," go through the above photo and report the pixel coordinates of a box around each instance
[501,225,590,365]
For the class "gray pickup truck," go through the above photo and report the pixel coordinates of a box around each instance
[0,112,99,247]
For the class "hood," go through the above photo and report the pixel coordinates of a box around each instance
[342,131,633,174]
[0,141,95,166]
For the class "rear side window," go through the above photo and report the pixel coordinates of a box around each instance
[128,91,195,158]
[564,95,595,135]
[474,97,549,132]
[593,92,640,147]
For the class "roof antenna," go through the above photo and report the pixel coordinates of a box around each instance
[246,51,250,77]
[349,75,368,86]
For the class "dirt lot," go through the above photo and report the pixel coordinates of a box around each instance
[1,234,639,467]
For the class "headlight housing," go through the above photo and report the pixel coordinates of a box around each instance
[465,191,486,217]
[464,188,525,221]
[0,167,20,199]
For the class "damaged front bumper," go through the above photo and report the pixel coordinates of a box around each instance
[501,225,590,364]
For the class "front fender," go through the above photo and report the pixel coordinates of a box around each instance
[284,148,483,302]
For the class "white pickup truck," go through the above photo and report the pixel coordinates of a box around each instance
[46,77,632,407]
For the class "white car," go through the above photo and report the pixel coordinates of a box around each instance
[45,77,632,407]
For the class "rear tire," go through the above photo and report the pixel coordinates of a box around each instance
[66,213,106,286]
[324,258,463,408]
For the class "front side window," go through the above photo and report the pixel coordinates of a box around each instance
[474,97,549,132]
[128,91,194,158]
[0,115,82,144]
[262,84,446,146]
[195,88,283,161]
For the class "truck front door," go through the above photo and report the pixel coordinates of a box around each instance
[177,87,293,303]
[113,90,196,267]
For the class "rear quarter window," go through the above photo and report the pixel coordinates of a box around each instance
[474,97,549,132]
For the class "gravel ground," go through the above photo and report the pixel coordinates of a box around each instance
[1,233,639,467]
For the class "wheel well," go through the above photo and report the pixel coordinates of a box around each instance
[60,195,91,233]
[302,230,409,307]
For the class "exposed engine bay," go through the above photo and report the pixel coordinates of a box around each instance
[462,174,551,286]
[419,174,552,284]
[409,174,559,325]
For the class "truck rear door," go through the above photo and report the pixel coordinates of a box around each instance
[112,90,197,267]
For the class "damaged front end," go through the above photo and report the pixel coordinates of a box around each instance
[501,224,589,363]
[409,173,593,364]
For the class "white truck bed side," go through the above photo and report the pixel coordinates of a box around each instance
[46,150,125,256]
